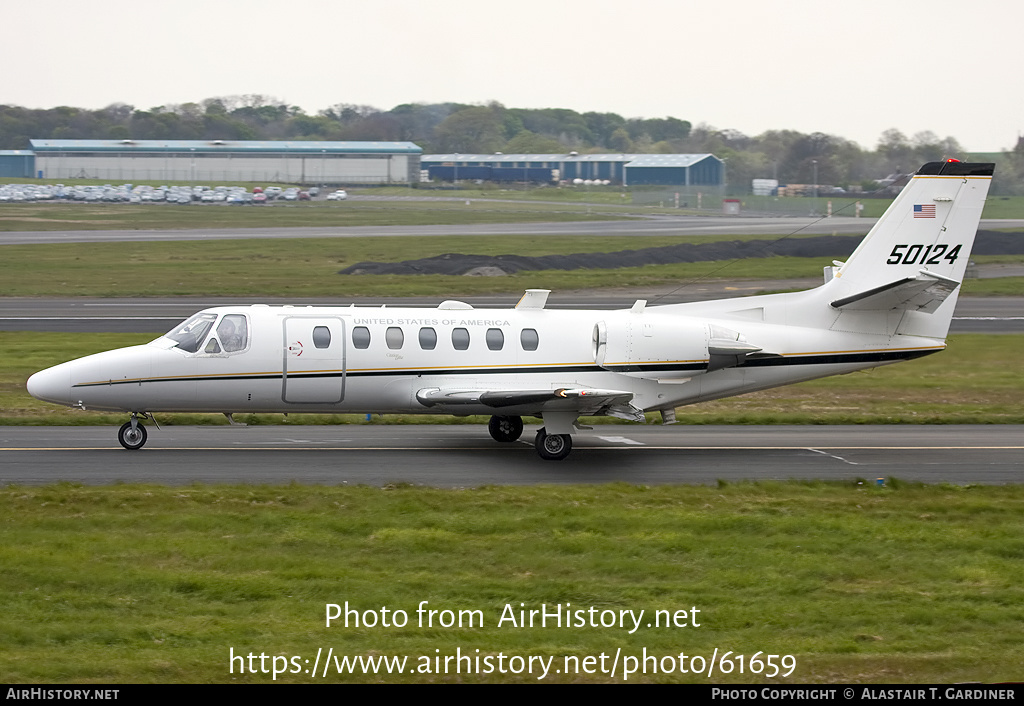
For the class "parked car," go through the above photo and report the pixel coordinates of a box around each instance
[326,189,347,201]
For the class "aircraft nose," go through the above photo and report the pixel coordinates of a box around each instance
[27,365,72,406]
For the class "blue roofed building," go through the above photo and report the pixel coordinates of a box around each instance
[421,152,723,187]
[0,150,35,178]
[621,154,723,186]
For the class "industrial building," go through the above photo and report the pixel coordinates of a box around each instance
[421,152,723,187]
[0,150,35,178]
[28,139,422,184]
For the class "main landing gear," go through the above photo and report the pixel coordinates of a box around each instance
[118,413,148,450]
[488,414,573,460]
[534,427,572,461]
[488,415,524,443]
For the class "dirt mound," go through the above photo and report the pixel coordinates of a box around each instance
[339,230,1024,276]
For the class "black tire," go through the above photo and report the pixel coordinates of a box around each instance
[488,415,524,443]
[534,427,572,461]
[118,421,148,450]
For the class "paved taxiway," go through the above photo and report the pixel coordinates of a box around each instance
[1,425,1020,486]
[1,293,1020,333]
[3,218,1024,246]
[0,217,877,245]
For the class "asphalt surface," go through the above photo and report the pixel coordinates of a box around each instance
[0,217,876,245]
[0,292,1020,333]
[3,218,1024,246]
[1,425,1020,486]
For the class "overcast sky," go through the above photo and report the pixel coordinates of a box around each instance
[3,0,1018,152]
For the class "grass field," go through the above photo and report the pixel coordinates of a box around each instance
[1,232,1022,298]
[0,200,640,232]
[0,234,834,297]
[2,481,1022,683]
[3,333,1021,426]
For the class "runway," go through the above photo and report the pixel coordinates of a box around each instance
[3,218,1023,246]
[1,425,1020,486]
[0,216,878,245]
[0,293,1020,333]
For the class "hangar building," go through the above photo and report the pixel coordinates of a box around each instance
[421,152,723,187]
[0,150,35,178]
[29,139,422,184]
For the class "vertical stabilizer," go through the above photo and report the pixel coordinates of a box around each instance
[827,160,993,338]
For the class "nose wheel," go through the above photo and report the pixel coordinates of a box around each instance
[118,418,148,450]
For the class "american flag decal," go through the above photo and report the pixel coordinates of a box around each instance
[914,204,936,218]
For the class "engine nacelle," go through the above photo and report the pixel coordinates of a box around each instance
[593,311,760,381]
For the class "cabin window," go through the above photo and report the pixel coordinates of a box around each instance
[452,327,470,350]
[312,326,331,349]
[521,328,539,351]
[419,327,437,350]
[217,314,248,352]
[352,326,371,349]
[204,338,222,354]
[486,328,504,351]
[386,327,405,349]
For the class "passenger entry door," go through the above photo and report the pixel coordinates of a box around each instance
[282,316,346,404]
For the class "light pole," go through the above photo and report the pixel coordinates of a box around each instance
[812,159,818,214]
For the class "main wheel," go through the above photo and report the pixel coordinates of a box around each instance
[488,415,524,443]
[534,427,572,461]
[118,421,148,450]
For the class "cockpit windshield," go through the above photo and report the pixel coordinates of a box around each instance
[163,313,217,353]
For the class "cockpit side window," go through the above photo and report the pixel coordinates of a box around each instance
[217,314,249,353]
[165,313,218,353]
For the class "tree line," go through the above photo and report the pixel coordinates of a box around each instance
[2,96,1021,194]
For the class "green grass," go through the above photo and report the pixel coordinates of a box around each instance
[0,200,639,232]
[0,234,904,298]
[4,333,1021,426]
[1,481,1022,682]
[980,195,1024,218]
[364,187,1024,219]
[3,227,1021,297]
[0,235,825,298]
[961,276,1024,296]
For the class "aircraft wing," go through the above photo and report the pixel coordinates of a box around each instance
[830,270,960,313]
[416,386,645,421]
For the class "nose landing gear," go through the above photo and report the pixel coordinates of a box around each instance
[118,413,149,450]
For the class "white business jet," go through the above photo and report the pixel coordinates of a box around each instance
[27,160,993,460]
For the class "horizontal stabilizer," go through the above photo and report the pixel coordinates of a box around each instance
[830,270,960,313]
